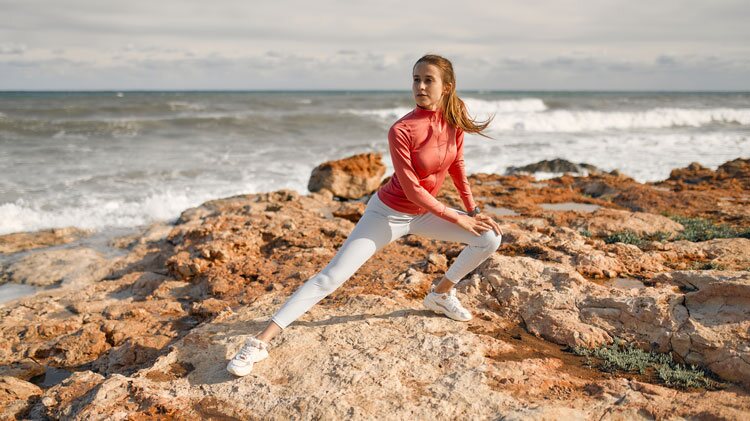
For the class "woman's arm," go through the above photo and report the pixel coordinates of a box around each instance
[388,124,462,224]
[447,127,477,213]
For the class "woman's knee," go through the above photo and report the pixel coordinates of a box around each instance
[311,272,339,293]
[479,230,502,251]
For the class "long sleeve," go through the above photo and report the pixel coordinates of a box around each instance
[448,127,477,212]
[388,124,462,224]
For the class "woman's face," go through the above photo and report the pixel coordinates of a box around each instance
[412,62,450,111]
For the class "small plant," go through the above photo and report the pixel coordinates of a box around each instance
[602,230,673,248]
[657,363,717,389]
[579,229,592,238]
[604,230,643,246]
[569,337,721,390]
[643,231,672,242]
[669,215,746,242]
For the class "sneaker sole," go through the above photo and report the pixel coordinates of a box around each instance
[423,296,472,322]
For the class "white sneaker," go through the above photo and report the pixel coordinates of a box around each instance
[227,337,269,377]
[423,285,473,322]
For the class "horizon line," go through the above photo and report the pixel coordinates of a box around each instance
[1,89,749,94]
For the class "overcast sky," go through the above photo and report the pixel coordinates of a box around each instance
[1,0,748,90]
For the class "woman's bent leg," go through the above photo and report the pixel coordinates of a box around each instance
[269,208,405,329]
[410,210,502,284]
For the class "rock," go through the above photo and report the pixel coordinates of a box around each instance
[109,221,174,249]
[656,271,750,385]
[27,370,104,420]
[0,226,92,254]
[668,162,716,185]
[4,247,114,287]
[664,158,750,190]
[33,323,111,367]
[570,208,684,237]
[333,201,367,222]
[0,358,45,381]
[506,158,601,176]
[308,152,386,199]
[0,375,43,418]
[0,156,749,418]
[190,298,232,321]
[478,255,750,387]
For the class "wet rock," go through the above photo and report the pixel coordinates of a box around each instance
[308,152,386,199]
[109,221,174,249]
[0,226,92,254]
[668,162,717,185]
[666,159,750,190]
[4,247,114,287]
[506,158,601,176]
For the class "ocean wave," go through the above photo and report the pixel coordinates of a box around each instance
[167,101,207,112]
[486,107,750,132]
[462,97,548,113]
[345,98,547,120]
[346,99,750,132]
[0,176,310,236]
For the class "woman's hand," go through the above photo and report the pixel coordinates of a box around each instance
[475,214,503,236]
[456,213,502,237]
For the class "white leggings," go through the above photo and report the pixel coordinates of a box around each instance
[270,192,503,329]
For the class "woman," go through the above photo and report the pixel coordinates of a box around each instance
[227,54,503,377]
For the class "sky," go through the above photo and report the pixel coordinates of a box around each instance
[1,0,748,91]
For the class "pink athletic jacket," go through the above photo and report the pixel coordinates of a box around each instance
[377,105,477,224]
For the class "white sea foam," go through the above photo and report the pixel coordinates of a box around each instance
[345,106,414,120]
[348,98,750,132]
[0,174,311,236]
[462,131,750,183]
[167,101,207,112]
[462,97,548,113]
[484,107,750,132]
[346,98,548,121]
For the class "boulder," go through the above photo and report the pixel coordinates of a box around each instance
[308,152,386,199]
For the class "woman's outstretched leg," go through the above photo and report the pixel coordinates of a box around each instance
[269,208,402,329]
[227,196,407,376]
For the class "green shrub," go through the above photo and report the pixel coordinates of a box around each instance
[643,231,673,242]
[669,215,745,242]
[604,230,644,246]
[569,337,720,390]
[657,364,717,389]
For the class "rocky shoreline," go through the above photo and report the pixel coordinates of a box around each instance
[1,155,749,419]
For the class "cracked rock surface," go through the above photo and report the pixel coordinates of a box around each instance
[1,157,749,419]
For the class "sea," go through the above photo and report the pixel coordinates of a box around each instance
[1,90,749,239]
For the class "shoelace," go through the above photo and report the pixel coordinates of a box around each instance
[437,289,467,314]
[236,341,261,361]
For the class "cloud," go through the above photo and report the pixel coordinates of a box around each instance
[0,0,748,89]
[0,43,26,55]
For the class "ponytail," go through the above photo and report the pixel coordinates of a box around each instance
[415,54,495,139]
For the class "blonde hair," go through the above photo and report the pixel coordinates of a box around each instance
[414,54,494,139]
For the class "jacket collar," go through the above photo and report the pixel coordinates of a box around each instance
[413,105,441,119]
